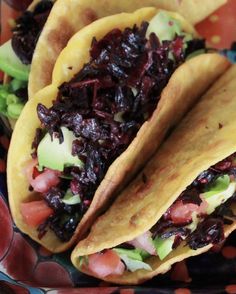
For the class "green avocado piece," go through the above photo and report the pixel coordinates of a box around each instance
[0,40,30,81]
[146,11,182,42]
[153,236,174,260]
[62,190,81,205]
[202,175,230,198]
[201,175,236,214]
[38,127,84,171]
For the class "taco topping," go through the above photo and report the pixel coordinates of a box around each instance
[80,153,236,278]
[22,12,206,242]
[87,250,125,277]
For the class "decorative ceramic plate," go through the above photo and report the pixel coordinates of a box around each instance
[1,1,236,293]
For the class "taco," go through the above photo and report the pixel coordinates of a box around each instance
[0,0,55,126]
[0,0,226,124]
[7,8,229,253]
[29,0,226,97]
[71,64,236,285]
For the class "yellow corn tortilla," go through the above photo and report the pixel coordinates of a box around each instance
[28,0,226,97]
[7,8,229,253]
[71,64,236,285]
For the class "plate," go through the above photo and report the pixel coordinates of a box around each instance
[1,1,236,293]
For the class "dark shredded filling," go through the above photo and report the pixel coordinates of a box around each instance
[11,0,53,64]
[150,153,236,251]
[31,21,205,241]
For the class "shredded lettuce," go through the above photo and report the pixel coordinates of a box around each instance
[114,248,143,261]
[114,247,150,260]
[114,248,152,272]
[118,254,152,272]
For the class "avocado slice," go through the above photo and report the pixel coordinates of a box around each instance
[201,175,236,214]
[62,190,81,205]
[146,11,182,42]
[118,254,152,272]
[203,175,230,198]
[0,40,30,81]
[38,127,84,171]
[153,236,175,260]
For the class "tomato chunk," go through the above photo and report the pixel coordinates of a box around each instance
[88,250,125,278]
[169,200,199,224]
[20,200,53,227]
[24,159,61,193]
[30,169,61,193]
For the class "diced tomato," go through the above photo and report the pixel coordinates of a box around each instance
[30,169,61,193]
[20,200,53,227]
[88,250,125,278]
[32,166,42,179]
[214,160,232,171]
[169,200,199,224]
[172,37,184,58]
[128,231,156,255]
[23,159,61,193]
[83,200,91,206]
[113,259,125,275]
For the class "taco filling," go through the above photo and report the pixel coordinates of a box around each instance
[79,153,236,278]
[20,12,206,242]
[0,0,53,119]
